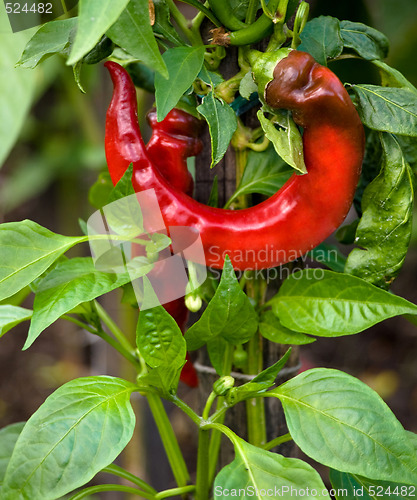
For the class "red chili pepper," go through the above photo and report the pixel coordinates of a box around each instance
[105,73,200,387]
[146,108,202,196]
[104,54,364,270]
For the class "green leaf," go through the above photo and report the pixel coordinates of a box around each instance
[226,144,292,207]
[107,0,168,78]
[340,21,389,60]
[17,18,77,68]
[185,257,258,350]
[329,469,416,500]
[0,422,25,486]
[207,336,229,375]
[398,135,417,176]
[197,92,238,168]
[372,60,417,94]
[1,377,136,500]
[352,85,417,137]
[67,0,130,66]
[26,257,153,349]
[0,220,83,303]
[227,349,292,405]
[0,305,32,338]
[239,71,258,100]
[108,163,135,202]
[298,16,343,65]
[214,435,330,499]
[259,311,315,345]
[257,110,306,174]
[153,0,186,46]
[345,133,414,288]
[136,304,186,370]
[272,368,417,485]
[155,46,205,121]
[0,19,37,168]
[174,0,220,26]
[273,269,417,337]
[136,281,186,393]
[307,243,347,273]
[88,171,114,209]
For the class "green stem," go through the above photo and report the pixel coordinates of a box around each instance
[102,464,157,494]
[62,315,141,369]
[165,0,201,44]
[155,485,196,499]
[207,398,227,484]
[246,332,267,446]
[262,432,292,451]
[207,342,233,483]
[195,427,211,500]
[68,484,154,500]
[203,391,217,420]
[95,301,136,356]
[168,394,202,426]
[146,393,190,487]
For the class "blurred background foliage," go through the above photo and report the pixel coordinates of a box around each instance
[0,0,416,492]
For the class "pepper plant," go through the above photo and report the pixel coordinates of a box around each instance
[1,0,417,499]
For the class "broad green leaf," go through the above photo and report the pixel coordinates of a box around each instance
[329,469,416,500]
[0,6,37,167]
[0,220,83,302]
[88,172,114,209]
[273,269,417,336]
[340,21,389,60]
[373,60,417,94]
[0,422,25,486]
[226,349,292,405]
[136,303,186,370]
[225,144,292,207]
[155,46,205,121]
[197,92,237,168]
[67,0,130,65]
[353,129,383,217]
[214,436,330,499]
[26,257,153,349]
[136,280,186,394]
[207,336,229,375]
[259,311,315,345]
[1,377,136,500]
[272,368,417,485]
[352,85,417,137]
[17,18,77,68]
[0,305,32,338]
[185,257,258,350]
[397,135,417,176]
[175,0,220,26]
[345,134,414,288]
[257,110,306,174]
[107,0,167,78]
[153,0,185,46]
[108,163,135,202]
[308,243,347,273]
[298,16,343,65]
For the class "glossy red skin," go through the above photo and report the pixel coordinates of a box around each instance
[146,109,202,196]
[104,53,364,270]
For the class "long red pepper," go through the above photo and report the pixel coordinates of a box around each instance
[104,52,364,270]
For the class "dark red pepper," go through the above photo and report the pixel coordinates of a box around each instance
[104,56,364,270]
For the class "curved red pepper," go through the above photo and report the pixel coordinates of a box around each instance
[146,108,202,196]
[104,53,364,270]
